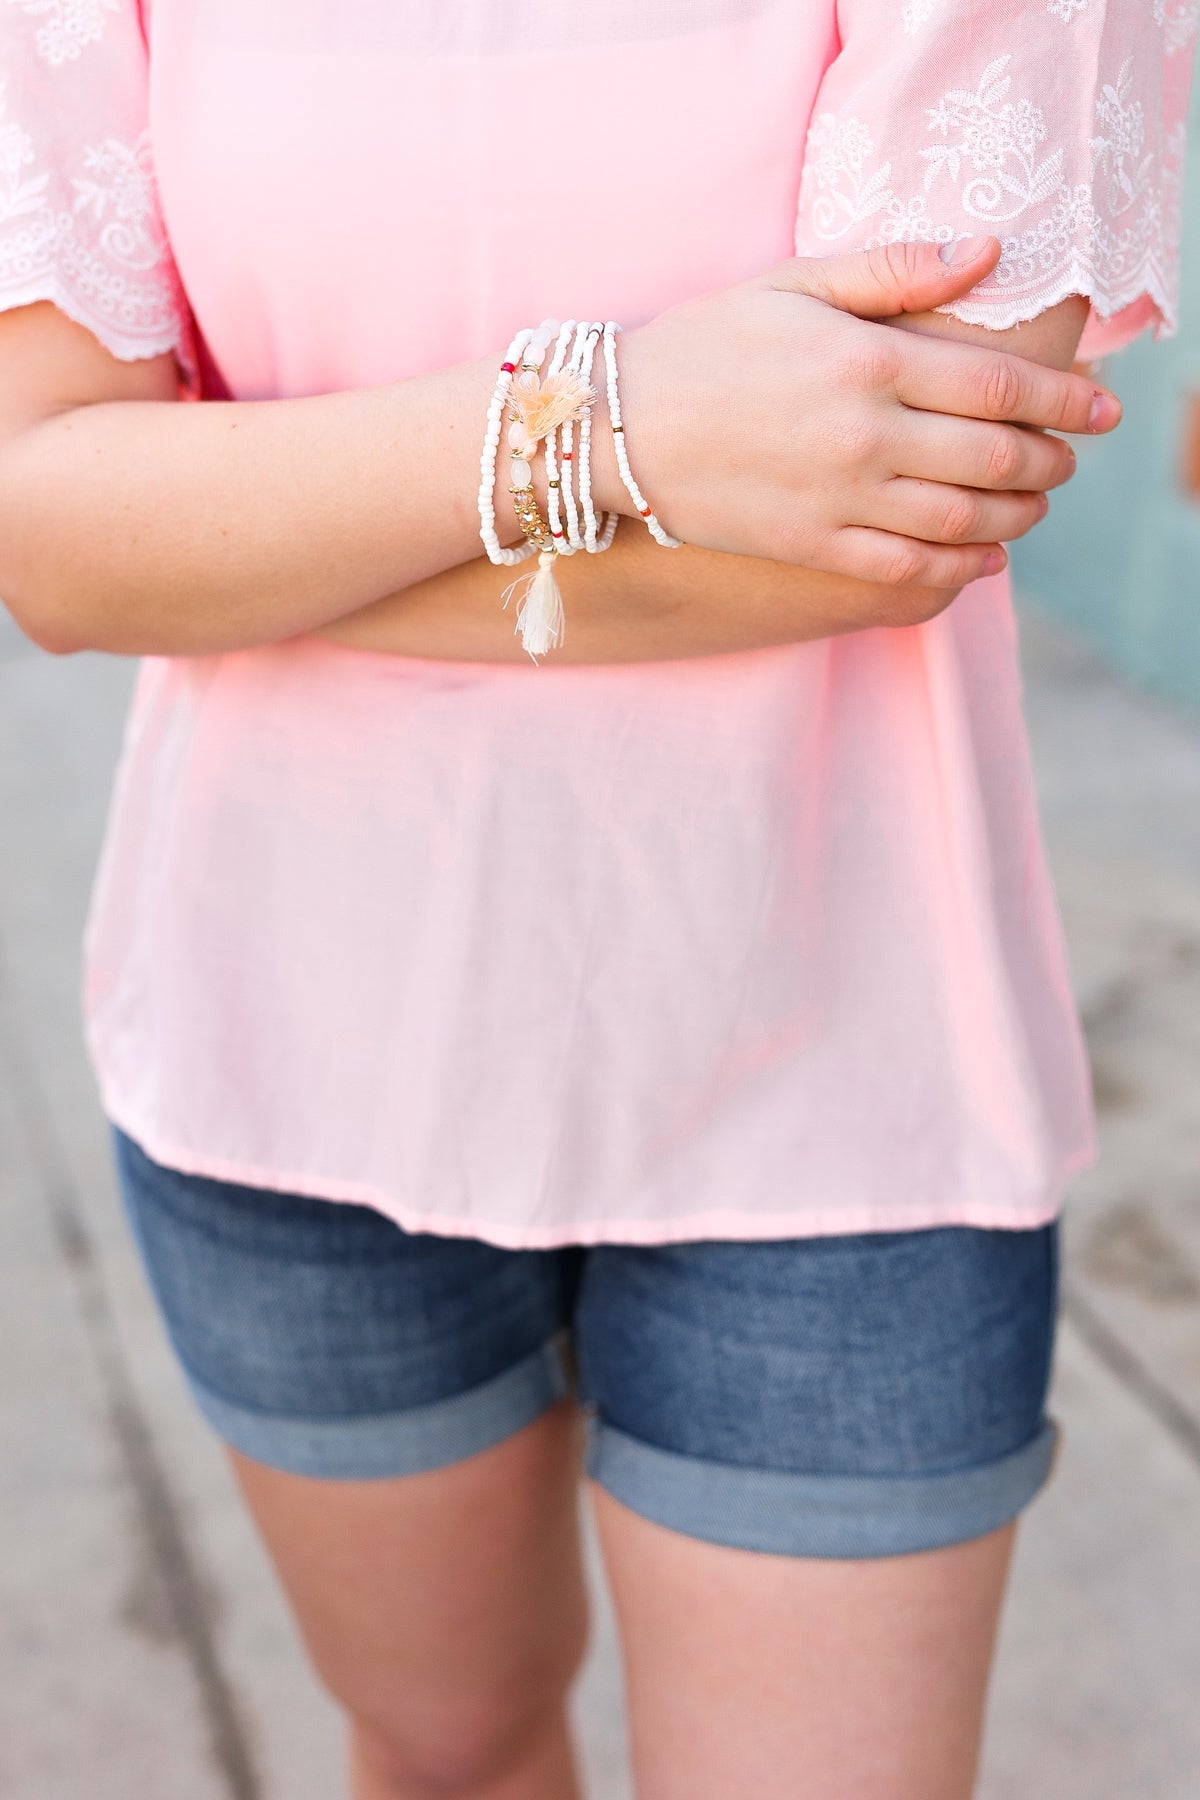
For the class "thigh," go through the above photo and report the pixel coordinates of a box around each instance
[112,1124,591,1785]
[230,1406,589,1788]
[575,1222,1060,1799]
[593,1490,1014,1800]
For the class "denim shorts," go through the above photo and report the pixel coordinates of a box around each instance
[113,1125,1061,1560]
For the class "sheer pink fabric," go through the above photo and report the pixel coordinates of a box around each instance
[794,0,1195,357]
[1,0,1193,1245]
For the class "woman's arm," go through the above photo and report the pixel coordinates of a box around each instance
[315,532,940,667]
[0,240,1112,660]
[317,291,1091,665]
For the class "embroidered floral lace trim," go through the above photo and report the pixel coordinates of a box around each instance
[903,0,1199,50]
[0,3,189,366]
[797,28,1191,340]
[7,0,121,68]
[0,117,186,355]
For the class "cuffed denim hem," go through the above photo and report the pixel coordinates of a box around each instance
[584,1416,1060,1559]
[184,1334,572,1480]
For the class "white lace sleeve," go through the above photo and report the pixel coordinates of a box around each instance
[794,0,1198,357]
[0,0,190,368]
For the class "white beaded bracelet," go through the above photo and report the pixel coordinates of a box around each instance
[492,316,596,657]
[479,313,678,661]
[602,320,682,550]
[556,322,589,550]
[577,322,606,553]
[559,321,618,556]
[543,318,577,554]
[478,327,538,568]
[505,318,560,555]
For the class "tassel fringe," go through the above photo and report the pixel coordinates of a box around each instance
[502,549,565,661]
[506,370,595,444]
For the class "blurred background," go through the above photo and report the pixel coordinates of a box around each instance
[2,101,1200,1800]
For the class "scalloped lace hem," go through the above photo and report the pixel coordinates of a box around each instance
[0,275,187,367]
[932,263,1175,349]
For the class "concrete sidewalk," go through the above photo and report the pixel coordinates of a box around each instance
[1,605,1197,1799]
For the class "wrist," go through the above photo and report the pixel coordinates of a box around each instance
[490,337,612,551]
[597,324,680,525]
[588,324,670,524]
[586,351,627,520]
[485,320,669,553]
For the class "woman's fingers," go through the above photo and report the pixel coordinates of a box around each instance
[891,330,1122,436]
[863,477,1048,548]
[830,526,1006,590]
[773,236,1003,321]
[893,413,1077,493]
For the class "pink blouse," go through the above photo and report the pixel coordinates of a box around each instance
[1,0,1193,1247]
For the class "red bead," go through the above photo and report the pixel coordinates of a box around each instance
[501,361,517,374]
[563,452,573,460]
[640,507,652,518]
[552,530,564,538]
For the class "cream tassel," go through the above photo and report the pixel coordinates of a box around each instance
[502,548,565,661]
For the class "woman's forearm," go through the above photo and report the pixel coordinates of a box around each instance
[314,528,951,666]
[0,308,601,656]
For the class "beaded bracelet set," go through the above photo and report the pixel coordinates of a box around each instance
[478,317,681,660]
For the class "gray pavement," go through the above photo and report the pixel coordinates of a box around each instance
[0,605,1197,1799]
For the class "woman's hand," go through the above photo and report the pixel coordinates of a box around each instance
[610,237,1120,592]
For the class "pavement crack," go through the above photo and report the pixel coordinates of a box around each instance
[1063,1278,1200,1475]
[0,948,262,1800]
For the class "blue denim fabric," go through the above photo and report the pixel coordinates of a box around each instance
[114,1125,1059,1557]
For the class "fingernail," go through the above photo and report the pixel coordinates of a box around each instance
[940,235,992,267]
[1066,445,1077,474]
[1036,494,1049,520]
[982,548,1007,575]
[1088,389,1122,431]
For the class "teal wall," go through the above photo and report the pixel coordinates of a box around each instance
[1012,73,1200,713]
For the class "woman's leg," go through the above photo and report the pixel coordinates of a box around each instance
[593,1488,1014,1800]
[573,1223,1060,1800]
[110,1129,591,1800]
[230,1398,589,1800]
